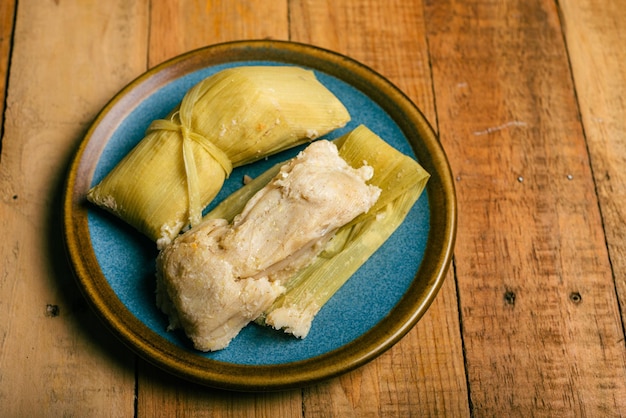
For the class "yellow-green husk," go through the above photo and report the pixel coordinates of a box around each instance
[87,66,350,248]
[205,124,430,337]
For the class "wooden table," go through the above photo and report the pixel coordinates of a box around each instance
[1,1,625,416]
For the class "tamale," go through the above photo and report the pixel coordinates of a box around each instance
[204,125,430,339]
[156,140,381,351]
[260,126,429,337]
[87,66,350,248]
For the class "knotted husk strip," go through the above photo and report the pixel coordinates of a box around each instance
[87,66,350,248]
[204,125,430,338]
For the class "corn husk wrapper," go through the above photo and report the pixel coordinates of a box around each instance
[205,125,430,338]
[87,66,350,248]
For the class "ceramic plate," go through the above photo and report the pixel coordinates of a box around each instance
[63,40,456,391]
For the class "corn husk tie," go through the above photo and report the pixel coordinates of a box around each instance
[147,80,233,227]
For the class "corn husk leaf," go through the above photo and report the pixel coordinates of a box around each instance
[87,66,350,248]
[205,124,430,338]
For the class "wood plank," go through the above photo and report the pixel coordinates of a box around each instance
[424,0,626,415]
[559,0,626,336]
[0,1,149,416]
[148,0,289,67]
[0,0,16,140]
[289,0,437,124]
[136,2,302,417]
[138,363,302,418]
[290,1,470,416]
[302,274,468,417]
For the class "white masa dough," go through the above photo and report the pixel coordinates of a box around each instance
[156,140,381,351]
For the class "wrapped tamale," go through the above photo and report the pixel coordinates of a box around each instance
[87,66,350,248]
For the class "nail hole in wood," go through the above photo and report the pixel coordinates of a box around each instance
[504,291,516,305]
[46,304,60,317]
[569,292,582,304]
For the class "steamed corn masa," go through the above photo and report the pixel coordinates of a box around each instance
[156,140,381,351]
[87,66,350,248]
[261,125,429,337]
[203,125,430,339]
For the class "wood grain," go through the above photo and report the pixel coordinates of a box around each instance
[302,274,468,417]
[559,0,626,338]
[0,0,15,141]
[289,0,437,124]
[0,1,149,415]
[137,362,302,418]
[424,0,626,415]
[148,0,289,67]
[290,1,470,416]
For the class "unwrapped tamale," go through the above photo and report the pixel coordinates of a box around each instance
[87,66,350,248]
[204,125,430,339]
[258,125,430,337]
[156,139,381,351]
